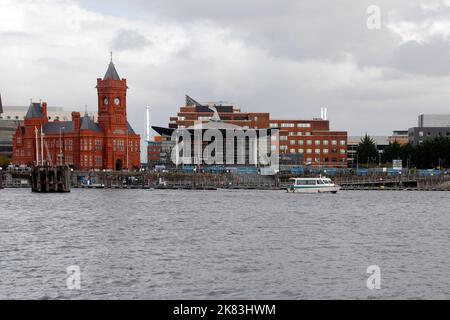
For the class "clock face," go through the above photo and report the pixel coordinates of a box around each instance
[103,97,109,105]
[114,98,120,106]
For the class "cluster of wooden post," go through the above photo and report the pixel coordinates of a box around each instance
[31,163,71,192]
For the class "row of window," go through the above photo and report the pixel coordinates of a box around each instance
[81,138,102,152]
[278,137,346,146]
[80,155,103,167]
[270,123,312,128]
[278,146,346,154]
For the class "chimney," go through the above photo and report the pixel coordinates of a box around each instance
[72,112,81,132]
[42,101,48,120]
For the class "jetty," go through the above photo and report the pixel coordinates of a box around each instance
[30,163,71,192]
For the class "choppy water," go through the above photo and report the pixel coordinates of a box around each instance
[0,188,449,299]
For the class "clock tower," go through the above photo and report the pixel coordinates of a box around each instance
[96,56,128,133]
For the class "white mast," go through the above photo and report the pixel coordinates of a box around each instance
[146,105,151,142]
[35,126,39,165]
[40,125,44,166]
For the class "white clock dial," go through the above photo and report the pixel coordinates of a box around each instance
[103,97,109,105]
[114,98,120,106]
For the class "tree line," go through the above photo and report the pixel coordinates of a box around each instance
[356,134,450,169]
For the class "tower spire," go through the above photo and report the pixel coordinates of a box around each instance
[103,54,121,80]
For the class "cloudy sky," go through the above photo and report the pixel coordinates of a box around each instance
[2,0,450,151]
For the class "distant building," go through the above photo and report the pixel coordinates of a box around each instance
[387,130,409,145]
[347,136,389,168]
[418,114,450,127]
[11,58,140,170]
[408,114,450,145]
[147,137,162,167]
[162,95,347,168]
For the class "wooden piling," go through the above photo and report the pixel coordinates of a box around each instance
[31,163,71,193]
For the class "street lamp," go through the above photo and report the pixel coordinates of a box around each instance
[59,127,65,166]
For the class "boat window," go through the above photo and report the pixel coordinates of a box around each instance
[317,180,323,184]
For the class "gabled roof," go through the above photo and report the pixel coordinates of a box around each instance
[43,121,74,134]
[186,95,201,107]
[103,61,121,80]
[80,114,101,132]
[25,102,43,119]
[127,121,135,134]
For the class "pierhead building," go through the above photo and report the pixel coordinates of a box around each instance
[11,59,141,170]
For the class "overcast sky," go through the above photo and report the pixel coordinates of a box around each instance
[2,0,450,149]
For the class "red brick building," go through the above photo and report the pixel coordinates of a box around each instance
[154,95,347,167]
[12,59,140,171]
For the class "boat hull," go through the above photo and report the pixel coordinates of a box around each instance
[287,185,341,193]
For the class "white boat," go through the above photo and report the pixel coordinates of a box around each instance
[287,177,341,193]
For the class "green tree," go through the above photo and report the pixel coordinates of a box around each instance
[382,141,402,164]
[0,155,11,168]
[356,134,378,168]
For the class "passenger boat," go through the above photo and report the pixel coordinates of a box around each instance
[287,177,340,193]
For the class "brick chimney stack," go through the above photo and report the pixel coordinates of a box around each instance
[42,101,48,121]
[72,112,81,133]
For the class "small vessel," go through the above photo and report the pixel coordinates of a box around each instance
[287,177,340,193]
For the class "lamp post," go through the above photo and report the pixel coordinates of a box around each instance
[59,127,65,166]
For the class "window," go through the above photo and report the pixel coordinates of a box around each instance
[290,140,296,145]
[332,140,337,145]
[297,123,311,128]
[323,140,329,146]
[340,149,346,154]
[297,132,303,136]
[289,132,295,136]
[323,149,329,154]
[290,149,296,154]
[280,136,288,141]
[281,123,294,128]
[315,140,321,146]
[306,149,312,154]
[306,140,312,145]
[340,140,346,146]
[315,149,320,154]
[269,123,278,128]
[298,140,304,145]
[419,131,424,137]
[298,148,304,154]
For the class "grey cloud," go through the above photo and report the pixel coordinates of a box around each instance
[111,29,152,51]
[393,38,450,76]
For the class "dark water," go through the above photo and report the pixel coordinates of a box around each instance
[0,188,449,299]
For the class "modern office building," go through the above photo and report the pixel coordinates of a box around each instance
[409,114,450,145]
[388,130,409,145]
[159,96,347,168]
[418,114,450,127]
